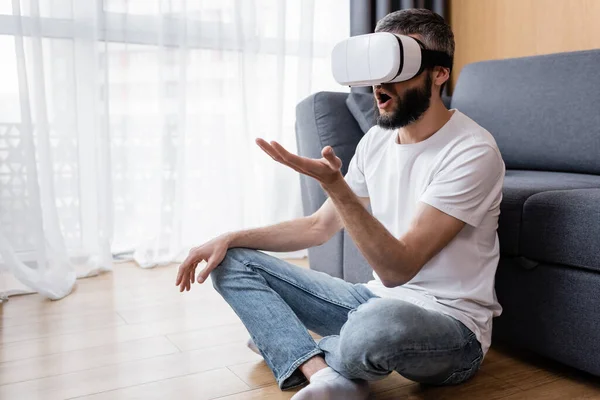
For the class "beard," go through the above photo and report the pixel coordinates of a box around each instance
[375,73,432,130]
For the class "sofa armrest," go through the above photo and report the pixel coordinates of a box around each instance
[295,91,365,278]
[295,92,366,180]
[343,230,374,283]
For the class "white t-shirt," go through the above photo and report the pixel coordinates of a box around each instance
[344,109,505,355]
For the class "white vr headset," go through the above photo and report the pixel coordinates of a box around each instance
[331,32,452,87]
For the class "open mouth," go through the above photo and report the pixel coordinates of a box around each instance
[376,92,393,109]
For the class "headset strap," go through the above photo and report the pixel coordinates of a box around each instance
[411,36,452,75]
[421,49,453,70]
[393,35,452,81]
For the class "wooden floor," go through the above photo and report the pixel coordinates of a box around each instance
[1,260,599,400]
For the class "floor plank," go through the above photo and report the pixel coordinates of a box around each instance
[0,308,240,363]
[0,343,261,400]
[2,259,600,400]
[77,368,251,400]
[375,371,522,400]
[499,376,600,400]
[116,297,232,325]
[0,336,179,385]
[369,372,414,394]
[481,352,565,391]
[214,384,299,400]
[480,346,505,367]
[0,311,126,343]
[167,322,249,352]
[0,308,120,329]
[228,360,276,389]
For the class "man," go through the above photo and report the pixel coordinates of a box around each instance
[176,9,504,400]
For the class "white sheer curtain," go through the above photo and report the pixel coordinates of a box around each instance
[0,0,349,300]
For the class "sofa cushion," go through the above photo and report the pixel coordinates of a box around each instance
[451,50,600,175]
[343,229,372,284]
[346,92,376,134]
[297,92,366,177]
[499,171,600,256]
[494,258,600,376]
[296,92,366,279]
[520,189,600,273]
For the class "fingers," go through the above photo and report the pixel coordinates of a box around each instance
[269,141,330,177]
[176,262,190,287]
[177,260,215,292]
[269,141,307,168]
[176,246,200,285]
[179,272,188,292]
[256,138,340,183]
[187,262,199,291]
[177,249,201,292]
[272,141,341,175]
[322,145,335,160]
[190,264,197,284]
[256,139,295,168]
[256,138,282,163]
[197,257,217,284]
[257,139,303,169]
[257,138,321,177]
[176,268,183,286]
[175,258,188,286]
[180,266,193,292]
[321,146,342,170]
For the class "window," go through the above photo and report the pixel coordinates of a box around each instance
[0,1,350,261]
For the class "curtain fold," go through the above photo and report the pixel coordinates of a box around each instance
[0,0,350,300]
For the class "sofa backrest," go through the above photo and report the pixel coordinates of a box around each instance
[451,50,600,175]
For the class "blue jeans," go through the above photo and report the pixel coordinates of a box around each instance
[210,248,483,390]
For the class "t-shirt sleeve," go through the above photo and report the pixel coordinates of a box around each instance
[344,134,370,197]
[420,143,505,227]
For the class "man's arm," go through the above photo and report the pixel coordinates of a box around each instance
[324,178,464,287]
[176,196,367,291]
[227,197,367,252]
[255,139,465,288]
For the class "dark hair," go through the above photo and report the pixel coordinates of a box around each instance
[375,9,454,94]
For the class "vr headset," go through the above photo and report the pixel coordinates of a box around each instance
[331,32,452,87]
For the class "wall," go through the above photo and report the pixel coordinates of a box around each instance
[449,0,600,89]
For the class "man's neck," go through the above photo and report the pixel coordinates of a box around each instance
[396,100,453,145]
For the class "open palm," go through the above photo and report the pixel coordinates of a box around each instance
[256,139,343,185]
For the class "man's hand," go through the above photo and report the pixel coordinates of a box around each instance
[175,234,230,292]
[256,139,343,186]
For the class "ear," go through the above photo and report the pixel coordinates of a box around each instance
[433,66,450,88]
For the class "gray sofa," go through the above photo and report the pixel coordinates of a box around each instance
[295,49,600,376]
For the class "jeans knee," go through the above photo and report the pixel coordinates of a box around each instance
[336,326,392,380]
[338,335,367,371]
[210,248,258,289]
[338,322,382,372]
[337,299,418,373]
[224,247,252,260]
[210,248,243,287]
[209,264,224,291]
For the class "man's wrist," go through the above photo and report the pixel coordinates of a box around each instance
[222,232,237,248]
[322,174,351,198]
